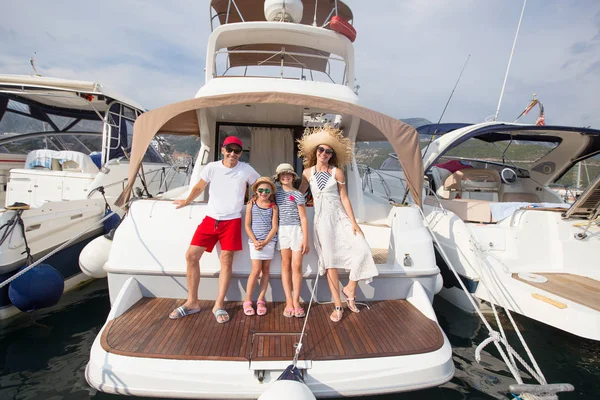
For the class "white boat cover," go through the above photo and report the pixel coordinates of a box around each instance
[25,149,99,173]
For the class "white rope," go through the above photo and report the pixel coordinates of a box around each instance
[469,236,547,384]
[494,0,528,121]
[0,210,117,289]
[417,206,529,385]
[293,270,320,366]
[475,331,546,385]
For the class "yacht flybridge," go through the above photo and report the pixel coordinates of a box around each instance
[0,75,189,320]
[85,1,454,398]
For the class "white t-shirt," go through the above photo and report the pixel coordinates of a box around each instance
[199,161,259,220]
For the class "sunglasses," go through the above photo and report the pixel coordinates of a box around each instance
[317,146,334,155]
[257,188,271,194]
[224,146,242,155]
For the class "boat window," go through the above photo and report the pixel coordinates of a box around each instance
[355,142,396,170]
[379,155,401,170]
[0,134,103,155]
[214,48,348,85]
[554,155,600,190]
[124,119,165,164]
[443,138,560,170]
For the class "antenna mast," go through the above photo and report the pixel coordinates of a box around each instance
[494,0,527,121]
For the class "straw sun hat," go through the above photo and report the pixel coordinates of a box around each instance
[251,176,277,195]
[297,125,353,168]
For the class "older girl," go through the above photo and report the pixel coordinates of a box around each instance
[273,163,309,318]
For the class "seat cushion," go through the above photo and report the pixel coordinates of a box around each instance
[502,192,540,202]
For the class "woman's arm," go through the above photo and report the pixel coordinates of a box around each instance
[264,205,279,243]
[298,204,310,255]
[336,168,363,236]
[298,168,310,194]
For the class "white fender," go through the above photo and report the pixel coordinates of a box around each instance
[258,380,316,400]
[79,235,112,278]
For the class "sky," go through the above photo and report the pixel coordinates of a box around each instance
[1,0,599,128]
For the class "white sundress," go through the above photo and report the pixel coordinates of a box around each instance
[309,166,379,282]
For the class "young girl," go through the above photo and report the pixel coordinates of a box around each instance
[273,163,310,318]
[243,177,279,316]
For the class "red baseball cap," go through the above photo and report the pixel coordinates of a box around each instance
[222,136,242,147]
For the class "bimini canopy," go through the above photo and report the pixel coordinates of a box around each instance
[115,92,423,207]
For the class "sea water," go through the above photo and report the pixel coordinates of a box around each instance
[0,279,598,399]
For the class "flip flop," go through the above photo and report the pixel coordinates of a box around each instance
[342,286,360,313]
[283,307,295,318]
[256,300,267,316]
[169,305,201,320]
[243,301,255,316]
[294,307,305,318]
[213,308,230,324]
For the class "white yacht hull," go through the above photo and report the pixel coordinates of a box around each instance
[86,276,454,399]
[86,200,454,398]
[425,204,600,341]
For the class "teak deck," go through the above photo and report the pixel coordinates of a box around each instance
[512,273,600,311]
[101,298,444,361]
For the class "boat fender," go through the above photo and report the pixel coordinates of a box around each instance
[8,264,64,312]
[103,210,121,234]
[79,235,113,278]
[258,365,316,400]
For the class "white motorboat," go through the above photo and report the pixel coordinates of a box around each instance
[386,121,599,341]
[85,1,454,398]
[0,74,190,320]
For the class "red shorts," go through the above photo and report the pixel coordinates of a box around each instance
[190,216,242,252]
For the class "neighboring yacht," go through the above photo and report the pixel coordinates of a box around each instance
[85,1,454,398]
[374,121,599,341]
[0,74,190,320]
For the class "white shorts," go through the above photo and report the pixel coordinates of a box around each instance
[277,225,303,252]
[249,241,276,260]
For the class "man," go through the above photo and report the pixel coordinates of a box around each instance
[169,136,259,323]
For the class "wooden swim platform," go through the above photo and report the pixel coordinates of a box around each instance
[101,298,444,362]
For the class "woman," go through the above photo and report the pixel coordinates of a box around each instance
[298,125,378,322]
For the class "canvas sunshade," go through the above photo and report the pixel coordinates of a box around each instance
[115,91,423,207]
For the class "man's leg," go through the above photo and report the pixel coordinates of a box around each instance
[185,245,206,307]
[169,245,205,318]
[213,250,234,323]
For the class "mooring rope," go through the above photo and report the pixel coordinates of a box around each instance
[292,268,321,367]
[0,210,117,289]
[417,206,535,385]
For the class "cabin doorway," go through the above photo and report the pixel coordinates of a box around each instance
[216,123,304,178]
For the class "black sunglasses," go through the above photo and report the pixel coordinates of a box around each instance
[317,146,334,155]
[224,146,242,155]
[257,188,271,194]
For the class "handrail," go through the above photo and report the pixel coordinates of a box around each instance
[423,186,448,215]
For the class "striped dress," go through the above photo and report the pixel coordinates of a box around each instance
[248,202,277,243]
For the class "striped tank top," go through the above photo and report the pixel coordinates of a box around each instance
[249,202,277,242]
